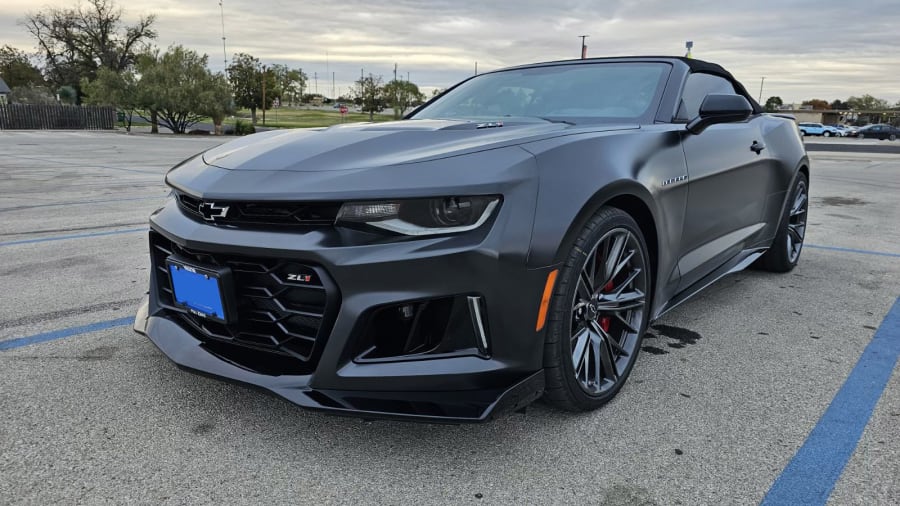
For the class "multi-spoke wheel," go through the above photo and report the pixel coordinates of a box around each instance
[759,172,809,272]
[543,207,651,411]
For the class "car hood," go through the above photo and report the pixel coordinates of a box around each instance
[201,119,638,172]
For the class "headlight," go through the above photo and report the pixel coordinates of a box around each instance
[336,196,501,236]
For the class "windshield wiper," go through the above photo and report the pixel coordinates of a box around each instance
[534,117,576,126]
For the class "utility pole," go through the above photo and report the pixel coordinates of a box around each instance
[314,72,318,95]
[218,1,227,67]
[758,77,766,103]
[332,72,335,100]
[394,63,398,82]
[579,35,589,59]
[261,65,267,125]
[475,61,478,75]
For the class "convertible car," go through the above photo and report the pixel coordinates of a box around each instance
[134,56,809,422]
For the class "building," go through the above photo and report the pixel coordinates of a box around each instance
[0,76,10,105]
[778,106,898,126]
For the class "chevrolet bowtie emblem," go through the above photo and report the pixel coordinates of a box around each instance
[198,201,230,221]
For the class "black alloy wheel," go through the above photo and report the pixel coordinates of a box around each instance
[543,207,651,411]
[759,172,809,272]
[786,177,808,264]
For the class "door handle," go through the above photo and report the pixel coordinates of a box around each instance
[750,141,766,154]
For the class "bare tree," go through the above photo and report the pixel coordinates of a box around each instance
[22,0,156,96]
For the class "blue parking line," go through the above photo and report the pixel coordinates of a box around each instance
[0,317,133,351]
[761,296,900,505]
[0,227,146,247]
[805,244,900,258]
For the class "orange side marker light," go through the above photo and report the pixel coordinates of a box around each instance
[535,269,559,331]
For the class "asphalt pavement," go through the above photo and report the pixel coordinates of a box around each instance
[0,131,897,505]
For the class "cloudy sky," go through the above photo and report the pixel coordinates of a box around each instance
[2,0,899,103]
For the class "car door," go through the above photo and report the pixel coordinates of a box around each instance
[676,73,776,290]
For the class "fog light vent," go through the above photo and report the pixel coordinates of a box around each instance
[354,295,490,362]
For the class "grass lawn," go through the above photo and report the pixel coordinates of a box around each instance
[222,108,396,129]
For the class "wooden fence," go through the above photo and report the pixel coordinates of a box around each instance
[0,105,115,130]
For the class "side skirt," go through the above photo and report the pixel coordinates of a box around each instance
[652,247,767,320]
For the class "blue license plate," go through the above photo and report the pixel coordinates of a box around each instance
[167,259,230,323]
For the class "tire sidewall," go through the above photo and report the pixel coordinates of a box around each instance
[763,172,808,272]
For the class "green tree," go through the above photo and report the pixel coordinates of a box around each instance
[352,73,384,121]
[846,94,890,111]
[383,79,425,119]
[227,53,276,124]
[0,45,45,88]
[136,46,223,134]
[830,99,848,110]
[200,73,236,136]
[22,0,156,99]
[8,85,56,104]
[764,96,783,112]
[269,64,306,106]
[81,66,140,131]
[801,99,829,110]
[57,85,77,105]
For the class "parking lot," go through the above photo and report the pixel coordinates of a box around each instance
[0,131,898,505]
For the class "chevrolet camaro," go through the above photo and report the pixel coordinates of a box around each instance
[134,56,809,422]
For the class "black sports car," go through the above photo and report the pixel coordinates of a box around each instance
[134,57,809,422]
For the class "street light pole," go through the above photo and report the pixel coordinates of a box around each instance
[579,35,589,59]
[218,1,227,67]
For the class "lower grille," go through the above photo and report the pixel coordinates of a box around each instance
[150,231,339,372]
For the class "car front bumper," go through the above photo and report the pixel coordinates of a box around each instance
[134,176,553,423]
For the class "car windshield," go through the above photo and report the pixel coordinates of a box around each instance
[411,62,669,124]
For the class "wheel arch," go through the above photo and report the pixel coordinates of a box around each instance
[548,182,660,304]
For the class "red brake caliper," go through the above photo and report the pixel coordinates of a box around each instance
[600,280,614,332]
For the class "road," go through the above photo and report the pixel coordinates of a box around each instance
[0,131,898,505]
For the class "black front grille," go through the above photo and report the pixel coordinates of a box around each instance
[177,192,341,229]
[150,231,339,372]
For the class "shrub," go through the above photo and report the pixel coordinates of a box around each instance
[233,119,256,135]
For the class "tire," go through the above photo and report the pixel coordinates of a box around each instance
[543,207,651,411]
[890,134,897,141]
[759,173,808,272]
[858,134,865,139]
[799,130,807,136]
[823,131,831,137]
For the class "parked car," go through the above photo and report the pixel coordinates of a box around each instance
[856,123,899,141]
[798,122,842,137]
[827,124,851,137]
[836,124,858,136]
[135,57,809,422]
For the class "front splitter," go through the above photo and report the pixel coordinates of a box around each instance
[134,305,544,424]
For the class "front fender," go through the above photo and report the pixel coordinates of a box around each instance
[520,128,688,271]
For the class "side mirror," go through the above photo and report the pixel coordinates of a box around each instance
[686,94,753,134]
